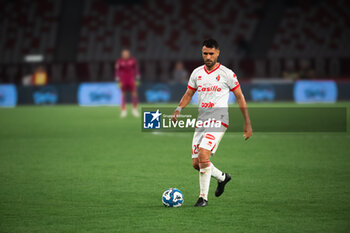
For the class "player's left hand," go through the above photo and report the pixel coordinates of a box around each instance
[243,123,252,140]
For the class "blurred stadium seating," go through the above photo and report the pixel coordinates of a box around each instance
[0,0,349,83]
[77,0,265,61]
[0,0,61,63]
[269,0,350,58]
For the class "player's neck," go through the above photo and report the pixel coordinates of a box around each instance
[205,62,219,72]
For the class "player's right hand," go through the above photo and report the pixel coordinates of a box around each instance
[172,110,180,122]
[243,123,252,140]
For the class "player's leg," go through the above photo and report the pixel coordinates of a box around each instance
[120,89,127,117]
[191,128,202,170]
[191,128,210,206]
[194,147,211,207]
[206,129,231,197]
[211,163,225,182]
[199,129,231,198]
[208,131,226,183]
[211,162,231,197]
[193,157,225,182]
[131,87,139,117]
[198,147,212,188]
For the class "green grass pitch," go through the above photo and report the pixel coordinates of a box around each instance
[0,103,349,233]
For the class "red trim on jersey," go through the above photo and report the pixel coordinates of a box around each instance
[187,85,197,91]
[230,84,240,92]
[211,143,217,151]
[204,63,221,74]
[221,122,229,128]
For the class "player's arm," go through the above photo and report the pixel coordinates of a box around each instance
[115,61,121,87]
[233,87,252,140]
[171,88,196,122]
[115,61,120,81]
[134,58,141,86]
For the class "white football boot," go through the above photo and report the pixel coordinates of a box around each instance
[121,109,127,118]
[132,108,139,117]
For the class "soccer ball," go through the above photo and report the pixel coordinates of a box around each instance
[162,188,184,207]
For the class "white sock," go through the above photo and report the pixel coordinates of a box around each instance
[211,163,225,182]
[199,164,212,201]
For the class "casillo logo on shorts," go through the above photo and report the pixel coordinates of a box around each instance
[197,85,222,92]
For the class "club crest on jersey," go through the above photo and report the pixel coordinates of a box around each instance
[216,75,220,81]
[198,76,202,80]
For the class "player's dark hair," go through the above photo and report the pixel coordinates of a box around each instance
[202,39,219,49]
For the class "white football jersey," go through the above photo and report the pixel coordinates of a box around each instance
[187,63,240,126]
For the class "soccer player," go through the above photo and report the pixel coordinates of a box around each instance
[172,39,252,207]
[115,49,140,117]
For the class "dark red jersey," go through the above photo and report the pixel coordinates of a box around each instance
[115,57,140,84]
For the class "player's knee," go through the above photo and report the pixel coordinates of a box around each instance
[198,149,211,161]
[198,161,211,169]
[198,152,211,169]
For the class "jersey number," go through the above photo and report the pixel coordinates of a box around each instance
[192,144,200,154]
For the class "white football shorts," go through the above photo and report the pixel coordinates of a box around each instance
[191,125,227,158]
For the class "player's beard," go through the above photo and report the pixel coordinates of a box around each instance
[204,58,217,69]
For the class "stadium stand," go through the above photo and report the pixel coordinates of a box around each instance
[0,0,61,63]
[0,0,349,83]
[77,0,266,61]
[268,0,350,58]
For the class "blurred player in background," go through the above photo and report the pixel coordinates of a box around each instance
[115,49,140,117]
[172,39,252,207]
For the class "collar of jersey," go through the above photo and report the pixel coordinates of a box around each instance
[204,63,221,75]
